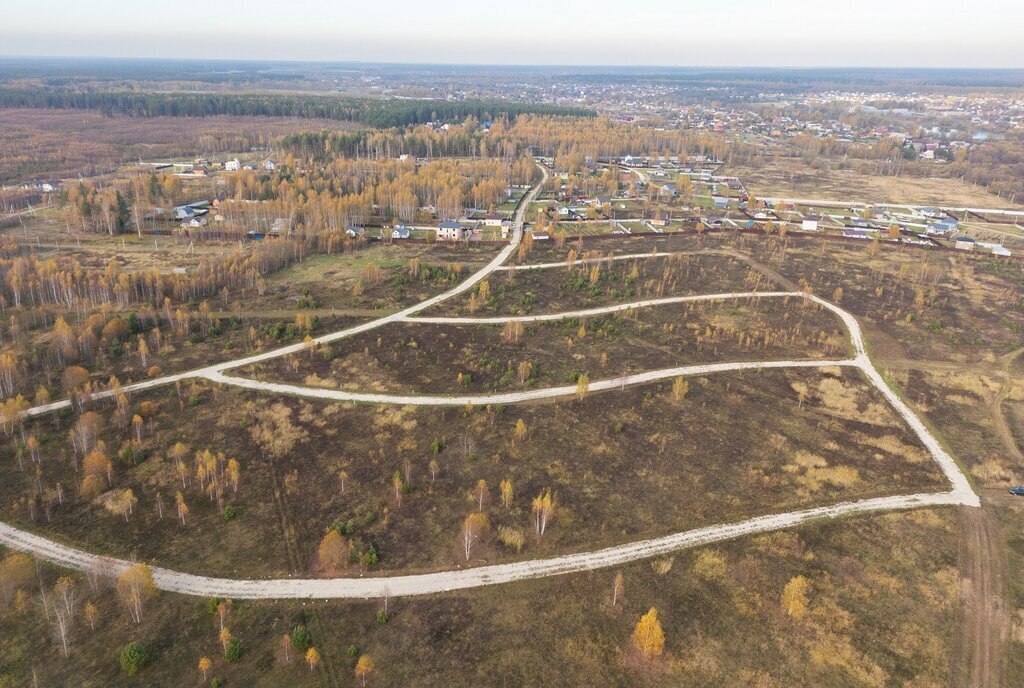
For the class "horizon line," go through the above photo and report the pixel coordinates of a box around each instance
[2,55,1024,72]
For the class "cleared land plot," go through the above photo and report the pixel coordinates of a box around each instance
[0,108,359,184]
[0,508,959,687]
[433,251,777,317]
[0,368,947,578]
[249,242,501,313]
[899,366,1018,485]
[239,297,849,394]
[712,233,1024,364]
[731,155,1020,209]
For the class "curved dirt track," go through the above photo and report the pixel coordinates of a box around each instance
[0,492,967,600]
[24,164,548,418]
[0,177,979,598]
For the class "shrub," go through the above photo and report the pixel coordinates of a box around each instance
[347,644,358,658]
[119,642,149,676]
[211,679,225,688]
[376,609,389,624]
[497,526,525,553]
[222,505,238,521]
[291,624,312,650]
[224,638,243,662]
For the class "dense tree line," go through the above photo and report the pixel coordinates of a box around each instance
[0,89,595,128]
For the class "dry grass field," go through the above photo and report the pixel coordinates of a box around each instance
[731,156,1020,209]
[0,109,358,184]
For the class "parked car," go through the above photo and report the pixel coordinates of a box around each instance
[1009,486,1024,496]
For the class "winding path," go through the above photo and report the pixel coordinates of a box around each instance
[1,171,981,598]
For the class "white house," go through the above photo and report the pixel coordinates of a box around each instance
[483,215,505,227]
[437,221,470,241]
[801,215,820,232]
[263,159,276,171]
[225,159,240,172]
[954,236,976,251]
[391,224,411,239]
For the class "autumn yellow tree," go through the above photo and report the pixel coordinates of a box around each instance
[392,471,404,506]
[671,377,689,403]
[219,627,234,658]
[474,479,489,511]
[0,553,33,603]
[782,575,810,619]
[499,479,513,507]
[576,373,589,399]
[116,563,156,624]
[513,418,528,444]
[632,607,665,659]
[84,601,100,631]
[317,530,349,574]
[502,320,524,343]
[227,459,241,493]
[306,647,321,672]
[175,490,189,525]
[355,654,375,686]
[517,361,533,386]
[460,512,489,561]
[198,656,212,681]
[531,489,556,536]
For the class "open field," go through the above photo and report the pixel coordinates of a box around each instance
[0,158,1014,686]
[433,251,774,317]
[0,366,947,579]
[730,156,1020,209]
[240,296,848,394]
[252,243,501,314]
[0,108,359,184]
[0,507,961,687]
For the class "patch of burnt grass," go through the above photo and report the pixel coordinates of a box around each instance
[242,297,847,395]
[0,508,958,687]
[0,367,947,578]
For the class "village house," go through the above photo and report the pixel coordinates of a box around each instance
[926,217,958,236]
[225,159,240,172]
[436,221,472,241]
[801,215,820,232]
[391,224,412,239]
[271,218,292,236]
[172,201,210,221]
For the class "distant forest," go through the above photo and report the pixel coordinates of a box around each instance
[0,90,595,128]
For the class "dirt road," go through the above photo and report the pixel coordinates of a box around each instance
[0,201,983,599]
[955,504,1010,688]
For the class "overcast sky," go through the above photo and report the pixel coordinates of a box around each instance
[2,0,1020,68]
